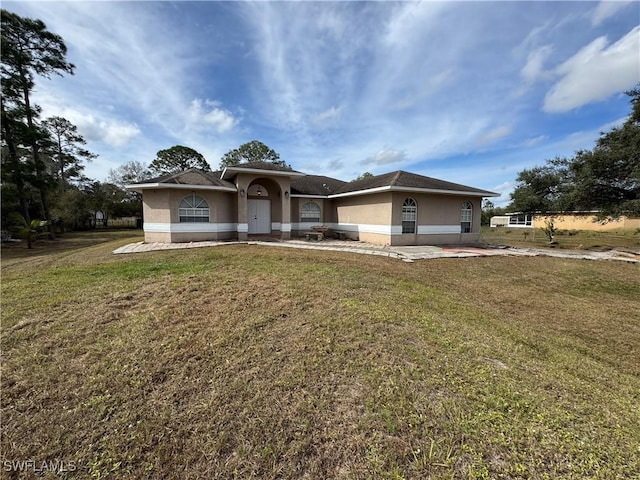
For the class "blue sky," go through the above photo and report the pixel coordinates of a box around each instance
[6,1,640,205]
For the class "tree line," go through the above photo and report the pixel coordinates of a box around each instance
[1,9,288,237]
[505,87,640,221]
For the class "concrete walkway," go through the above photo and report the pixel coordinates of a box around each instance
[113,239,640,264]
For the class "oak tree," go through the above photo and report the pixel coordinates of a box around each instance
[220,140,288,169]
[149,145,211,175]
[509,85,640,219]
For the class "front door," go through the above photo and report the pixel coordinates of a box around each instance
[248,199,271,234]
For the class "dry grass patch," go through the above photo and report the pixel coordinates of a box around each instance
[2,232,639,479]
[481,225,640,250]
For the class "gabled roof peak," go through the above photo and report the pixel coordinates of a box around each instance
[225,161,299,172]
[221,161,305,180]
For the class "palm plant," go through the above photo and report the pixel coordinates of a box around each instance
[10,214,47,249]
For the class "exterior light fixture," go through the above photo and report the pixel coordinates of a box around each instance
[239,188,245,197]
[284,191,290,199]
[257,186,263,196]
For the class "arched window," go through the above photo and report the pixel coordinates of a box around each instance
[402,198,417,234]
[461,201,472,233]
[179,194,209,222]
[301,202,321,222]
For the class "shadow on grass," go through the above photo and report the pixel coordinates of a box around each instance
[1,229,144,266]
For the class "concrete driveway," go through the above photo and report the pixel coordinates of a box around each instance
[113,239,639,264]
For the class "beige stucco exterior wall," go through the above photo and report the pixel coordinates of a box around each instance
[142,190,172,223]
[290,192,484,245]
[142,189,236,243]
[331,192,393,242]
[333,192,393,225]
[145,232,172,243]
[163,190,236,224]
[535,214,640,231]
[389,193,482,246]
[389,193,481,229]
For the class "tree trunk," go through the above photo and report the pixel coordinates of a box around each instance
[21,81,55,239]
[1,115,31,223]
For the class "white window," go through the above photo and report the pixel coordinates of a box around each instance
[508,214,532,226]
[402,198,417,234]
[179,194,209,223]
[301,202,321,222]
[461,201,472,233]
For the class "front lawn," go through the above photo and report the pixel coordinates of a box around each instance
[2,232,639,479]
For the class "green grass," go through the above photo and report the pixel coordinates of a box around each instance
[480,225,640,250]
[2,231,639,479]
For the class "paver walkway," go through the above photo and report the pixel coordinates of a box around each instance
[113,239,640,264]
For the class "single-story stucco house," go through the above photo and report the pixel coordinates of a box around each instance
[128,161,498,246]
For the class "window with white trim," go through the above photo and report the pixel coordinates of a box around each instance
[461,201,472,233]
[301,202,321,222]
[508,214,532,226]
[179,194,210,222]
[402,198,417,234]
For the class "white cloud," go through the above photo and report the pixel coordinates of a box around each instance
[186,99,238,134]
[513,20,555,58]
[591,1,635,26]
[313,106,342,126]
[544,26,640,113]
[477,126,513,146]
[362,148,406,166]
[521,135,548,148]
[100,122,141,147]
[520,45,554,83]
[37,101,141,147]
[383,2,450,48]
[489,181,515,207]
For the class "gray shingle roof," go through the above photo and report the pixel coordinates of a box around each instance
[137,169,235,188]
[333,170,496,196]
[134,167,496,197]
[291,175,348,195]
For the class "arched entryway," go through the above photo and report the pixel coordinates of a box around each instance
[246,179,280,235]
[247,184,270,234]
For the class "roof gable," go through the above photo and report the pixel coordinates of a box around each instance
[220,161,305,180]
[237,161,298,172]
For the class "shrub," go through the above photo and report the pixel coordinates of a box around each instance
[542,219,557,243]
[9,214,48,249]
